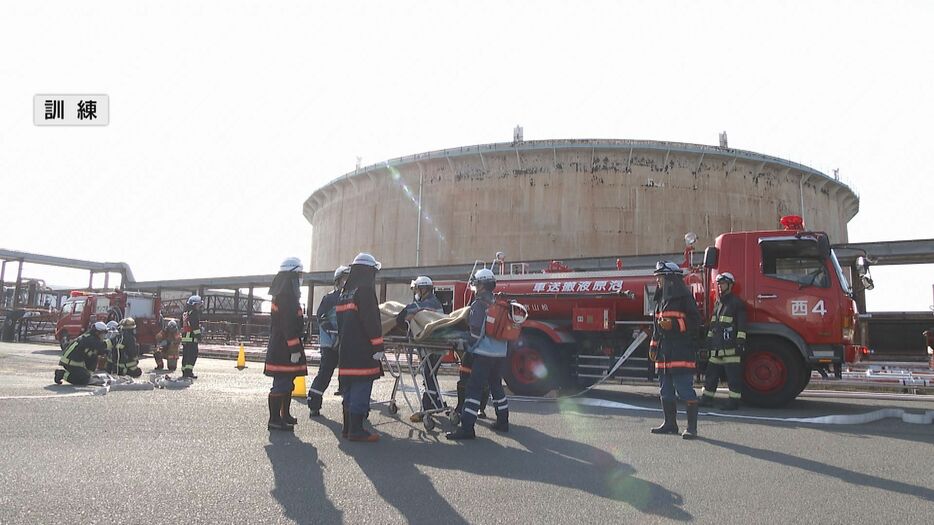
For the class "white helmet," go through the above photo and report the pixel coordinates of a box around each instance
[166,320,178,331]
[187,295,203,306]
[411,276,433,288]
[653,261,683,275]
[716,272,736,285]
[473,268,496,284]
[279,256,304,273]
[351,252,381,270]
[106,320,119,330]
[91,321,109,333]
[333,265,351,281]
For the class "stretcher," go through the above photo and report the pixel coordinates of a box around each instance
[379,334,468,431]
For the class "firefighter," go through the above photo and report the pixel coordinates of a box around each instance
[336,253,384,442]
[106,317,143,377]
[396,276,445,422]
[53,322,113,386]
[446,268,510,440]
[180,295,203,379]
[649,261,702,439]
[96,320,120,371]
[700,272,746,410]
[154,320,181,372]
[307,265,351,418]
[264,257,309,431]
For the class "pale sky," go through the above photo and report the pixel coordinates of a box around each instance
[1,0,932,311]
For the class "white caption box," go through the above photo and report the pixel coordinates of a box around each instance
[34,94,110,126]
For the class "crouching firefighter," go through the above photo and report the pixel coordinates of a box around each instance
[307,265,351,418]
[54,322,113,386]
[264,257,309,431]
[700,272,746,410]
[336,253,384,443]
[107,317,143,377]
[447,268,509,440]
[649,261,702,439]
[154,320,181,372]
[397,276,446,423]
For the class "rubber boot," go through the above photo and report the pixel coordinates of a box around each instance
[651,399,680,434]
[698,394,715,408]
[153,351,165,371]
[267,394,293,431]
[682,400,699,439]
[281,395,297,426]
[347,414,379,442]
[167,359,177,372]
[490,414,509,432]
[54,369,65,385]
[445,425,476,440]
[721,397,740,411]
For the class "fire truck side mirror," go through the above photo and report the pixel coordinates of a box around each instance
[703,246,718,268]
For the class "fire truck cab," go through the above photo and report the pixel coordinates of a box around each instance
[55,290,162,353]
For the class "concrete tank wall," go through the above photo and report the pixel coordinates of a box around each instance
[304,140,858,275]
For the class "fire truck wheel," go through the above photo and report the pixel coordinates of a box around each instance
[742,338,805,408]
[503,333,565,397]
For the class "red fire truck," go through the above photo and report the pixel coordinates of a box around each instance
[55,291,162,353]
[433,216,871,407]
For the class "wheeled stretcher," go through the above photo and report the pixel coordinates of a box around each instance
[379,334,468,431]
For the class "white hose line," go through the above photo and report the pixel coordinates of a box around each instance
[570,397,934,425]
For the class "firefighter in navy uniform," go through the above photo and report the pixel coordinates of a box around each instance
[54,322,113,385]
[649,261,702,439]
[307,265,351,418]
[336,253,384,443]
[396,276,446,422]
[180,295,203,378]
[700,272,747,410]
[447,268,510,440]
[107,317,143,377]
[264,257,309,431]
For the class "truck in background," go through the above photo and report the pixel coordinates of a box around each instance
[55,290,162,353]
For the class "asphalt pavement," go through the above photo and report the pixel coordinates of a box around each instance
[0,342,932,524]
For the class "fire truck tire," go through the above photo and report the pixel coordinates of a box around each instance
[742,337,805,408]
[503,333,566,397]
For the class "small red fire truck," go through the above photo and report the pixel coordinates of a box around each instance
[55,290,162,353]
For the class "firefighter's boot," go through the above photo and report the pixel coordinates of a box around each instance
[478,389,489,419]
[267,394,292,431]
[166,359,177,372]
[651,399,680,434]
[281,395,297,426]
[54,369,64,385]
[721,397,740,411]
[682,400,699,440]
[445,425,476,440]
[698,393,715,408]
[347,414,379,442]
[490,416,509,433]
[153,351,165,371]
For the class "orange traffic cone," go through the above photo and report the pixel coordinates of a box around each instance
[235,344,246,370]
[292,375,307,398]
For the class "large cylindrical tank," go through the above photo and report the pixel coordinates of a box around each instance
[304,139,858,302]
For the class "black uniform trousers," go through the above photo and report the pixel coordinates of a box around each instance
[181,342,199,375]
[460,355,508,430]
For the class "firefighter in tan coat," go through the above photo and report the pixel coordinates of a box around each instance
[154,320,182,372]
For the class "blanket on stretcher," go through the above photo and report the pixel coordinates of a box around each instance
[378,301,470,341]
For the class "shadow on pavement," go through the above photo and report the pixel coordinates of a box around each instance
[319,418,692,522]
[703,437,934,502]
[265,431,343,524]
